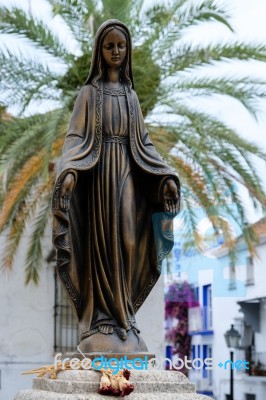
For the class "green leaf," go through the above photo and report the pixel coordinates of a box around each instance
[0,6,73,62]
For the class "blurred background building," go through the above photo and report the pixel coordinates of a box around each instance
[165,218,266,400]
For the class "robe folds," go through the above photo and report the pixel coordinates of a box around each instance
[52,82,180,340]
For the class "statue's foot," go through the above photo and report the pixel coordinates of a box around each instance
[116,327,127,341]
[98,325,114,334]
[78,327,148,354]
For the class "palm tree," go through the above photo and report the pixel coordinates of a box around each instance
[0,0,266,283]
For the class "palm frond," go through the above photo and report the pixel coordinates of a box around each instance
[0,6,72,62]
[0,151,45,231]
[1,175,54,270]
[101,0,133,24]
[25,192,52,285]
[0,115,49,183]
[160,101,266,161]
[176,0,233,32]
[0,48,62,109]
[180,193,202,251]
[164,42,266,77]
[147,0,233,58]
[166,76,266,117]
[48,0,92,46]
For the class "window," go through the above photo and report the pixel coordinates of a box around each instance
[202,345,213,384]
[173,242,182,278]
[191,344,202,369]
[228,265,236,290]
[165,345,173,370]
[54,270,79,353]
[203,285,212,330]
[197,344,201,360]
[245,395,256,400]
[166,345,173,360]
[202,345,208,378]
[191,345,196,361]
[194,286,199,302]
[208,346,213,385]
[246,256,254,285]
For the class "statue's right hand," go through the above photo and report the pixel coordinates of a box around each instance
[60,173,75,211]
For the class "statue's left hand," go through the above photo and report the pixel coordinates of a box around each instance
[163,178,179,214]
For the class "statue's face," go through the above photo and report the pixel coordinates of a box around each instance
[101,28,127,69]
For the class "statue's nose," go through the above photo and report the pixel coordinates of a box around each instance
[113,45,119,55]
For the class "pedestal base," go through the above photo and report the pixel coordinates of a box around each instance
[14,370,213,399]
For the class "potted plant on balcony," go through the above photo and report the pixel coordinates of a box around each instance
[251,360,266,376]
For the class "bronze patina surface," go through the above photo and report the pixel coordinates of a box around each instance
[52,19,180,354]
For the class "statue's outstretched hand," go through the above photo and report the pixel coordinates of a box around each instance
[60,173,75,211]
[163,178,179,214]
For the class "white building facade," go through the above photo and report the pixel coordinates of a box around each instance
[186,218,266,400]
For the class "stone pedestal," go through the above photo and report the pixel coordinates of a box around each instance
[14,370,213,399]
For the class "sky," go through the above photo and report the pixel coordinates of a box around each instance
[0,0,266,222]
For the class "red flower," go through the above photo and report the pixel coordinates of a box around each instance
[121,382,134,396]
[98,386,113,395]
[98,369,134,397]
[123,369,130,380]
[98,373,113,395]
[117,375,134,397]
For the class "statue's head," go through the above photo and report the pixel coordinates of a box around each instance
[85,19,134,88]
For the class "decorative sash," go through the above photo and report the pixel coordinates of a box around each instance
[102,135,129,144]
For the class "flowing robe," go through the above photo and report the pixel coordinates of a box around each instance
[52,82,180,340]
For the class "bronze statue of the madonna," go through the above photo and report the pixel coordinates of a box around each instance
[52,19,180,355]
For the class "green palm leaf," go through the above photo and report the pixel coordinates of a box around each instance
[0,6,72,62]
[25,191,52,284]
